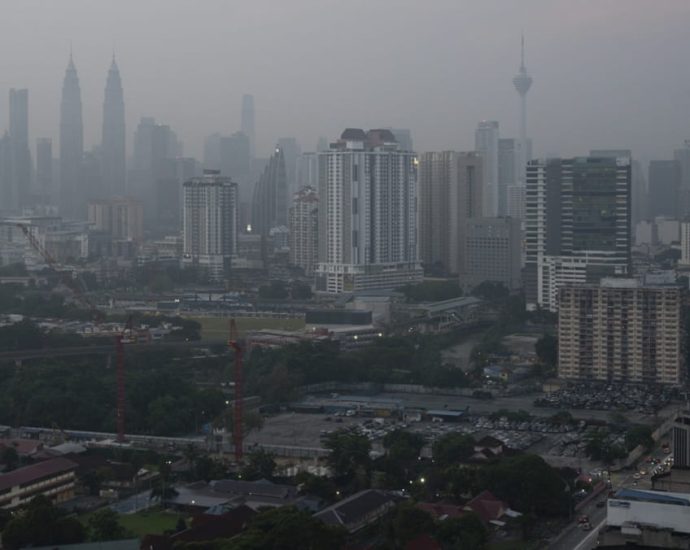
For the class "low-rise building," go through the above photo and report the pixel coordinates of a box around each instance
[0,457,77,509]
[315,489,401,533]
[599,488,690,548]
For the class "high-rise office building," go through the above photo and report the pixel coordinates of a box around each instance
[298,152,319,189]
[590,150,646,226]
[277,137,301,199]
[475,121,499,217]
[9,89,31,209]
[461,217,522,291]
[497,138,516,217]
[289,186,319,275]
[648,160,681,219]
[674,140,690,218]
[101,57,126,197]
[315,129,422,293]
[558,277,686,386]
[525,156,632,312]
[418,151,483,275]
[155,157,200,234]
[130,117,179,225]
[251,147,287,236]
[36,138,53,206]
[183,171,238,281]
[241,94,255,160]
[0,135,13,212]
[59,54,84,219]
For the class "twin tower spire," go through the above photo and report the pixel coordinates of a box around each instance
[59,53,126,218]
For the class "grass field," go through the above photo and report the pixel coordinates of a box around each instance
[191,316,305,340]
[118,508,182,536]
[79,507,182,537]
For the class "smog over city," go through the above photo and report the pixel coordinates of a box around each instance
[0,1,689,548]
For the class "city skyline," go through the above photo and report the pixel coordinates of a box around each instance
[0,1,688,165]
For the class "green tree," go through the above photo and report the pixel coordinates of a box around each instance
[383,429,426,462]
[1,446,19,471]
[479,454,570,517]
[385,503,435,547]
[241,449,277,481]
[323,430,372,483]
[437,513,488,549]
[2,495,85,549]
[221,506,345,550]
[295,472,337,502]
[625,425,654,451]
[258,280,289,300]
[432,433,475,467]
[471,281,509,302]
[535,334,558,367]
[88,508,128,541]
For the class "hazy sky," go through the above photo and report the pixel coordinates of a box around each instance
[1,0,689,165]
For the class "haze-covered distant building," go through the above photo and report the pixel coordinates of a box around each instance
[315,128,422,293]
[9,89,31,209]
[418,151,483,275]
[674,140,690,218]
[289,186,318,275]
[475,121,499,217]
[59,55,84,219]
[101,57,126,197]
[88,197,143,257]
[252,147,287,236]
[36,138,53,207]
[525,156,632,312]
[183,171,238,281]
[130,117,180,228]
[461,217,522,292]
[277,137,301,199]
[648,159,681,219]
[241,94,255,160]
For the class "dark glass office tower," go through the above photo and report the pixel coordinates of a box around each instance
[525,156,631,311]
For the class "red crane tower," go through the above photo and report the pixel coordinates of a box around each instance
[17,223,128,443]
[228,319,244,462]
[114,316,133,443]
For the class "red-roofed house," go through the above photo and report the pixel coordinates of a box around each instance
[416,502,464,520]
[0,457,77,509]
[464,490,514,526]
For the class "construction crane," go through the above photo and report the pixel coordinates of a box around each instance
[228,319,244,462]
[115,316,134,443]
[16,224,101,319]
[17,223,127,443]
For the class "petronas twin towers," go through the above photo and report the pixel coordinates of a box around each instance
[59,53,126,219]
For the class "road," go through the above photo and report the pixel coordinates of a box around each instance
[548,443,673,550]
[0,339,227,361]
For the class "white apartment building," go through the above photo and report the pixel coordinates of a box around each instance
[315,129,422,293]
[289,186,318,275]
[182,171,238,282]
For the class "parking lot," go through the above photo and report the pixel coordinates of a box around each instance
[536,382,675,414]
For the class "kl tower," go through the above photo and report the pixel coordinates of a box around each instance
[512,35,533,185]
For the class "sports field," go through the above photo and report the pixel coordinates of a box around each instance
[191,316,305,340]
